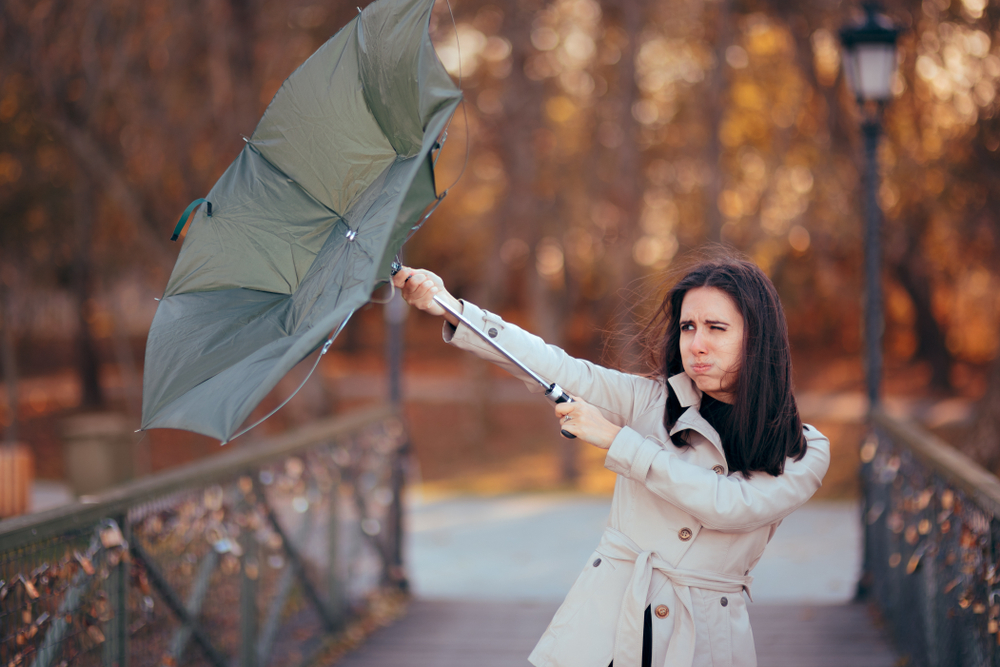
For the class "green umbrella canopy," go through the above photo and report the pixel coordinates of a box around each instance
[141,0,461,442]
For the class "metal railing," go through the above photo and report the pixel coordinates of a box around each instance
[0,405,408,667]
[862,409,1000,667]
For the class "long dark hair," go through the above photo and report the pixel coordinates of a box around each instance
[638,256,807,477]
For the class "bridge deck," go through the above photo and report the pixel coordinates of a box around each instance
[334,599,899,667]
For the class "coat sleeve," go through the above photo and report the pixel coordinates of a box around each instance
[442,300,661,426]
[604,425,831,532]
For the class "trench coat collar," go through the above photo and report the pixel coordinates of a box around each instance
[667,373,726,462]
[667,373,700,408]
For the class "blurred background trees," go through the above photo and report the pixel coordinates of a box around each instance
[2,0,1000,471]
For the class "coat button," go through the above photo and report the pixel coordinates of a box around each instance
[654,605,669,618]
[487,327,498,338]
[712,465,724,474]
[678,528,693,541]
[593,558,602,567]
[720,597,729,607]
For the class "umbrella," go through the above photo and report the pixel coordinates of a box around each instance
[140,0,462,442]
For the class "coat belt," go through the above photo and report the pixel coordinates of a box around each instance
[596,527,753,667]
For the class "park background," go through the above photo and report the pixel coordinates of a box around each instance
[1,0,999,505]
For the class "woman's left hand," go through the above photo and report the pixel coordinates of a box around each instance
[554,397,621,450]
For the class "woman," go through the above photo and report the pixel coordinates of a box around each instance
[391,257,830,667]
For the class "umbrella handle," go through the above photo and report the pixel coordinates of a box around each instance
[546,384,577,439]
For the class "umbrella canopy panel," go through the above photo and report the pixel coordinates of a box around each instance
[141,0,461,442]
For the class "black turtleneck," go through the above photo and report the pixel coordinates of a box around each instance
[698,394,736,467]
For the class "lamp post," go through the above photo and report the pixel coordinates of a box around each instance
[840,4,900,410]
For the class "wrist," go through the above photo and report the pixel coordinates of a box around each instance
[597,424,621,450]
[439,294,461,327]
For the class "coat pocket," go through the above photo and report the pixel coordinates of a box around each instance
[530,550,628,667]
[697,591,740,667]
[547,550,616,634]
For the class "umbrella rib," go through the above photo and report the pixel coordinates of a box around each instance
[244,141,346,224]
[403,191,447,246]
[222,313,352,444]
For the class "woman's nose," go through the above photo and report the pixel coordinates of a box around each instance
[689,330,708,354]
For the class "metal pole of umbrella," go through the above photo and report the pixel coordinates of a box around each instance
[432,295,577,439]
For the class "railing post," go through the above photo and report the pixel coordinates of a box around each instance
[102,514,129,667]
[387,436,409,591]
[327,474,346,628]
[240,477,260,667]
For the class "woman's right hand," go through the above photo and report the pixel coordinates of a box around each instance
[391,266,462,326]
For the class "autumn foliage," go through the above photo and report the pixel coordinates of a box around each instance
[2,0,1000,468]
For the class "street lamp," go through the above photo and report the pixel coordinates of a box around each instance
[840,4,900,410]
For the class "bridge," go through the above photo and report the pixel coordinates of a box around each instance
[0,404,995,667]
[336,491,897,667]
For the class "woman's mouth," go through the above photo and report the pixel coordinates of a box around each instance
[690,363,712,374]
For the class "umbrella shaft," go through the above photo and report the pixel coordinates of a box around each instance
[432,295,550,390]
[432,295,576,439]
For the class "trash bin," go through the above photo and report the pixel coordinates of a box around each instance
[62,413,133,496]
[0,442,32,518]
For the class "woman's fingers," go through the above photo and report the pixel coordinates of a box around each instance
[554,401,578,438]
[392,266,449,317]
[391,267,413,289]
[552,397,619,449]
[410,280,442,311]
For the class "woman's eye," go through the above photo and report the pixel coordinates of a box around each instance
[680,323,694,332]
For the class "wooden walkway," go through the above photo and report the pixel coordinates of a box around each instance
[334,600,899,667]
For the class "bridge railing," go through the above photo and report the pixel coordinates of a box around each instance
[863,409,1000,667]
[0,405,408,667]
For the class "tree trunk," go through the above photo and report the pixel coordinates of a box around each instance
[885,209,953,392]
[595,0,643,371]
[701,0,733,243]
[469,0,582,482]
[892,260,952,391]
[489,0,547,311]
[967,355,1000,472]
[49,115,172,270]
[73,173,104,409]
[0,278,18,444]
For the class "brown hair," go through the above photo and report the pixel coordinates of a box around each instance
[637,256,807,477]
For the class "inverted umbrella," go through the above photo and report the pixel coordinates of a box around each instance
[140,0,462,442]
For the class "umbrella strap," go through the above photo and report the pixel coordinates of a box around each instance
[171,198,213,241]
[223,314,352,445]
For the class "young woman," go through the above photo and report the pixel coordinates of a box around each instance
[391,257,830,667]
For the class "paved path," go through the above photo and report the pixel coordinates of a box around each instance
[336,600,899,667]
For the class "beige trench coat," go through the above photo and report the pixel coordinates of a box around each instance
[443,302,831,667]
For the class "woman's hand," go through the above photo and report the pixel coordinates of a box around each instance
[554,397,621,450]
[391,266,462,327]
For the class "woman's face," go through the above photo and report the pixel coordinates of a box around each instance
[679,286,745,404]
